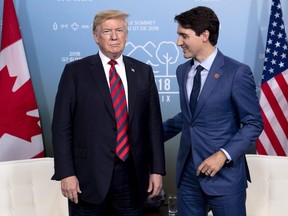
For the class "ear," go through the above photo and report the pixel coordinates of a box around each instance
[201,30,210,43]
[93,31,99,44]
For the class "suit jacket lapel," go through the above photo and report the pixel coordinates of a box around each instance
[123,56,137,123]
[179,61,194,122]
[193,51,225,120]
[89,54,115,119]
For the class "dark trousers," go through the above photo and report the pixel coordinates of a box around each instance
[177,153,246,216]
[69,157,142,216]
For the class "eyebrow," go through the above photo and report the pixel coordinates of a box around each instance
[177,32,188,36]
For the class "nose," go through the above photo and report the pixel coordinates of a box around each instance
[176,37,183,46]
[110,30,118,40]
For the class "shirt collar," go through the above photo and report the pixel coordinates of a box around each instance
[98,50,124,66]
[193,48,218,71]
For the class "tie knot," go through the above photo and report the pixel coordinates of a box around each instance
[108,60,117,66]
[196,65,204,73]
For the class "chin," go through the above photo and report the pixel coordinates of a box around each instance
[183,54,192,59]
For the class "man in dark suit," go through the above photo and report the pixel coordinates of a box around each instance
[51,10,165,216]
[163,6,263,216]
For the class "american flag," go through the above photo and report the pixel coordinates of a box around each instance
[256,0,288,156]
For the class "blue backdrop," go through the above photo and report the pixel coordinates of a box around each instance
[1,0,287,194]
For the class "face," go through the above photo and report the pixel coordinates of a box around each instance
[176,24,204,60]
[94,18,128,59]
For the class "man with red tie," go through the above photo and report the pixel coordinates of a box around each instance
[51,10,165,216]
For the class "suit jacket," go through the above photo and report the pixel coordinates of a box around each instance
[52,53,165,204]
[163,50,263,196]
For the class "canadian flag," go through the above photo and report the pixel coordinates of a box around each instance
[0,0,44,161]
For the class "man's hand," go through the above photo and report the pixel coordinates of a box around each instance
[147,174,162,199]
[61,176,82,204]
[196,150,227,177]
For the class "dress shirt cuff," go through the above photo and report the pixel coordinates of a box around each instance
[220,148,232,163]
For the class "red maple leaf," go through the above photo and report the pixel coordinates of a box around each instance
[0,65,42,142]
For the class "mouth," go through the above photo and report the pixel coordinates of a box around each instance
[110,43,120,47]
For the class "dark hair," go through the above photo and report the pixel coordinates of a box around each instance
[174,6,219,46]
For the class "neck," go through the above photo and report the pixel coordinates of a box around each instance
[195,45,216,63]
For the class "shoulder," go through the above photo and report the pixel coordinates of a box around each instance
[178,60,192,69]
[218,50,249,69]
[123,55,151,69]
[65,54,98,68]
[60,54,99,80]
[176,60,192,76]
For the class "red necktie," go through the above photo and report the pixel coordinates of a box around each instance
[108,60,130,161]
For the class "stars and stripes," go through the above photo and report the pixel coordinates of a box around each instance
[256,0,288,156]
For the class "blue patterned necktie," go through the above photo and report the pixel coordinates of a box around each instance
[189,65,204,117]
